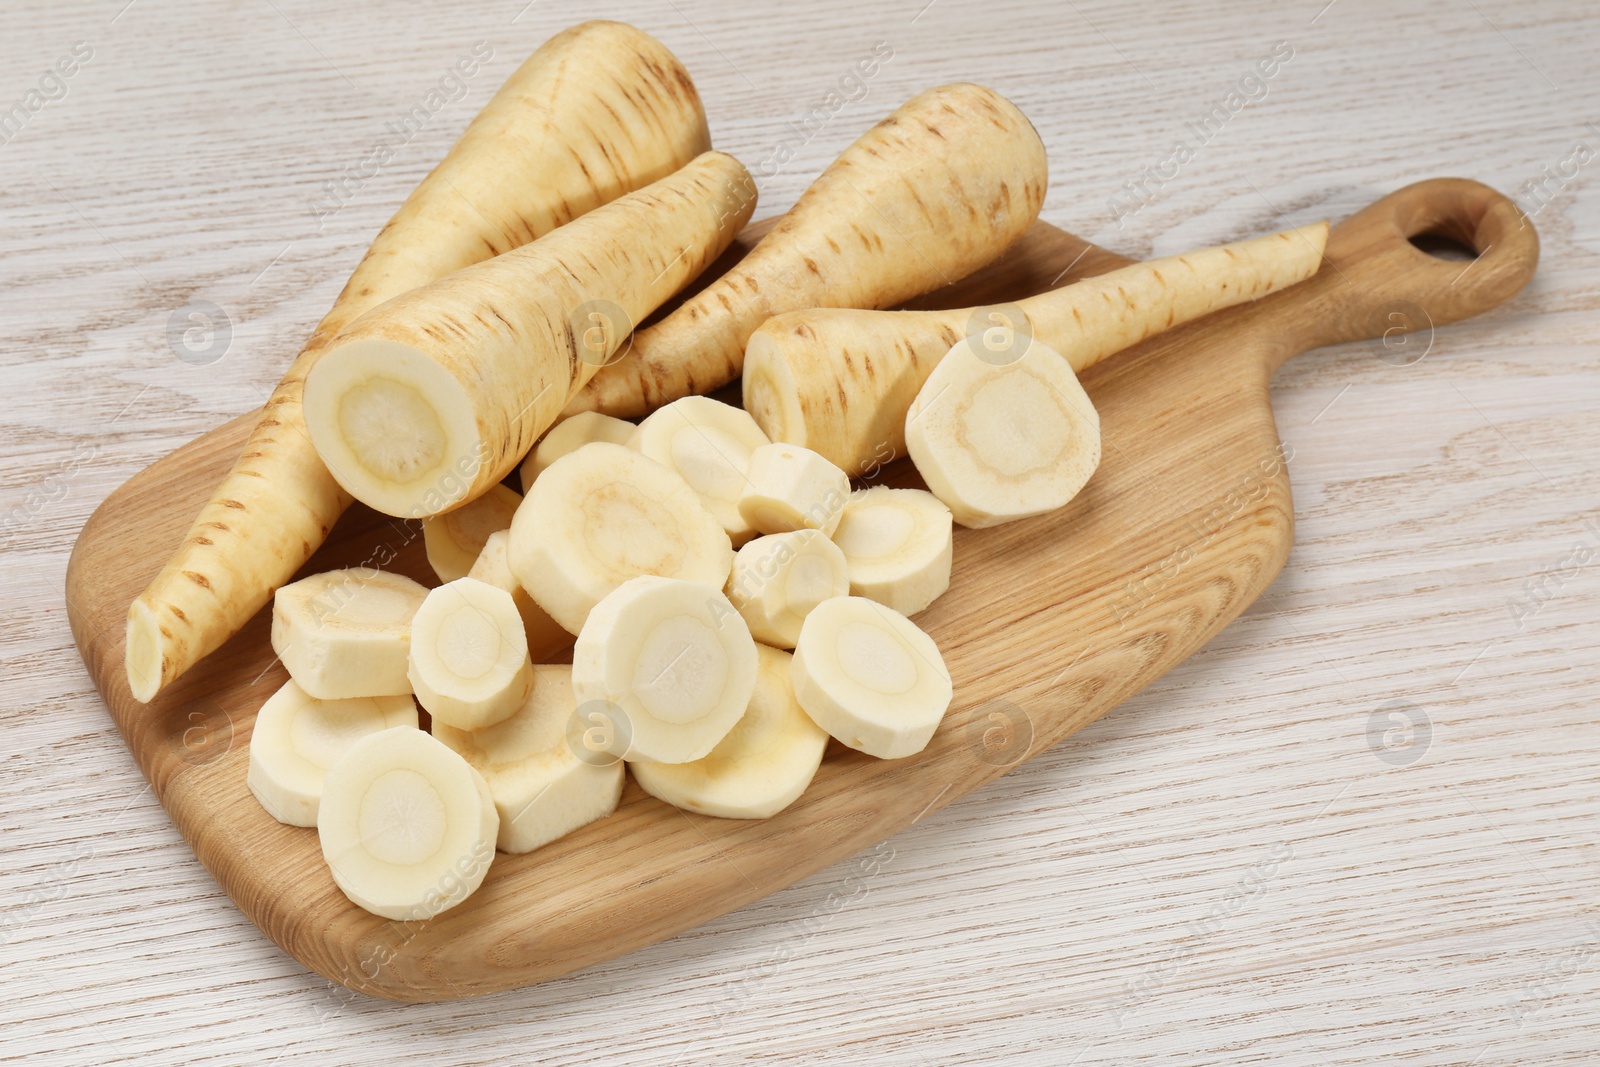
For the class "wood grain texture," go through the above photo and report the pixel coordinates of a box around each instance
[6,0,1599,1061]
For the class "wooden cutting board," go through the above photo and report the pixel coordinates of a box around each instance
[65,178,1537,1002]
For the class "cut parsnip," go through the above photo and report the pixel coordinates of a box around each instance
[738,443,849,537]
[744,223,1329,475]
[318,727,498,921]
[631,645,827,819]
[408,578,534,730]
[423,483,522,584]
[304,152,756,519]
[247,680,418,828]
[126,21,713,703]
[831,487,953,615]
[572,575,757,764]
[791,596,951,759]
[567,82,1048,417]
[468,531,573,661]
[906,335,1100,528]
[433,665,623,854]
[508,443,733,634]
[271,569,428,700]
[519,412,635,492]
[726,531,849,649]
[631,397,770,545]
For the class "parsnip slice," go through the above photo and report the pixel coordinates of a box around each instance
[467,530,574,661]
[830,487,953,615]
[519,412,635,492]
[270,568,429,700]
[726,531,850,649]
[737,443,849,537]
[423,483,522,584]
[632,396,770,545]
[408,577,534,730]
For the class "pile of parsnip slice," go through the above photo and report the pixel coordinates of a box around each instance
[138,21,1327,922]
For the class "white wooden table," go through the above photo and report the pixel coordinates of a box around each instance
[4,0,1596,1063]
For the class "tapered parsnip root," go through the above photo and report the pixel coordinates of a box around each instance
[744,223,1329,474]
[126,21,713,702]
[304,152,756,518]
[567,82,1049,418]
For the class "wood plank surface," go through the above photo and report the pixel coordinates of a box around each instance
[4,0,1598,1062]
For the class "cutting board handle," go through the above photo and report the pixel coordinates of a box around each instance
[1266,177,1538,369]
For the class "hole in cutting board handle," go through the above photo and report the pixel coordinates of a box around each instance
[1407,230,1479,262]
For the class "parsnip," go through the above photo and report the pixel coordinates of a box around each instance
[423,483,522,584]
[831,487,952,615]
[467,531,573,661]
[270,568,429,700]
[519,412,635,492]
[408,578,534,730]
[126,21,712,702]
[632,397,771,544]
[744,223,1330,474]
[304,151,756,518]
[738,444,850,537]
[566,82,1048,418]
[726,531,850,648]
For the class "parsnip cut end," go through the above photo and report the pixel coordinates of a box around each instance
[318,728,498,921]
[572,575,758,764]
[468,530,575,661]
[247,680,418,827]
[633,396,771,546]
[519,412,636,493]
[125,600,163,703]
[905,334,1101,529]
[740,332,807,449]
[791,596,951,759]
[727,531,849,648]
[271,568,429,701]
[408,577,534,731]
[831,487,953,615]
[423,482,522,585]
[304,338,482,519]
[631,644,828,819]
[433,665,622,854]
[737,443,850,537]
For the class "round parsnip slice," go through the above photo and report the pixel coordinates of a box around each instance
[433,665,623,854]
[468,531,574,661]
[905,334,1101,529]
[738,443,849,537]
[318,728,498,921]
[830,487,953,616]
[508,443,733,634]
[791,596,952,759]
[572,575,757,764]
[423,482,522,584]
[631,644,828,819]
[247,680,418,827]
[408,577,534,730]
[271,568,429,700]
[519,412,635,492]
[632,396,771,545]
[726,531,849,648]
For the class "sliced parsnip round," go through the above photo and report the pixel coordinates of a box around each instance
[572,575,757,764]
[631,644,828,819]
[318,727,498,921]
[433,665,622,854]
[905,334,1101,529]
[423,482,522,584]
[468,530,574,661]
[726,531,849,649]
[791,596,951,759]
[270,568,429,700]
[519,412,636,492]
[508,442,733,634]
[631,396,770,545]
[247,680,418,828]
[830,487,953,616]
[408,577,533,730]
[737,442,849,537]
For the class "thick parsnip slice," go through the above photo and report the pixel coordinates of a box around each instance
[631,645,827,819]
[508,443,733,634]
[830,487,953,615]
[318,728,498,921]
[738,443,850,537]
[519,412,635,492]
[408,578,534,730]
[631,396,770,545]
[270,568,429,700]
[433,665,623,854]
[745,223,1329,474]
[572,575,758,764]
[567,82,1048,418]
[726,531,850,649]
[468,530,573,661]
[304,152,755,518]
[423,483,522,584]
[126,21,713,702]
[247,680,418,828]
[791,596,951,759]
